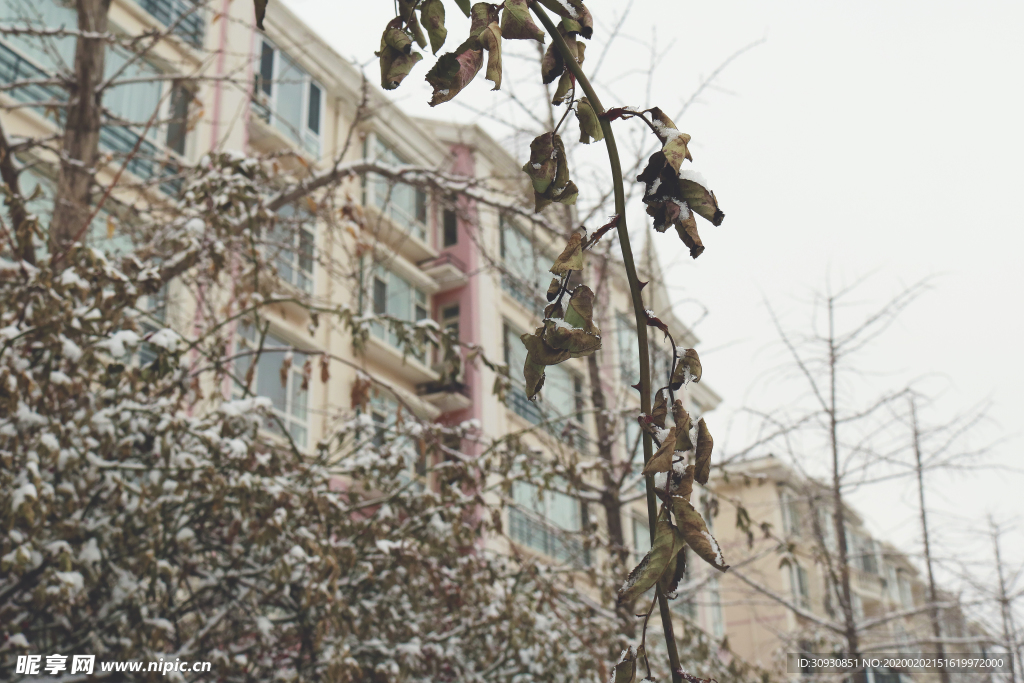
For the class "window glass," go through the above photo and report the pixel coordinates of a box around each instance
[235,325,309,447]
[509,478,586,565]
[270,204,315,293]
[367,139,427,241]
[370,266,427,355]
[0,0,76,72]
[442,208,457,247]
[307,83,321,134]
[617,314,639,384]
[274,52,305,142]
[166,84,191,155]
[104,47,162,141]
[259,42,274,95]
[499,217,546,313]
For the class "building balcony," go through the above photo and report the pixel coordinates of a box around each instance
[418,251,468,292]
[416,379,472,413]
[0,41,183,195]
[134,0,205,49]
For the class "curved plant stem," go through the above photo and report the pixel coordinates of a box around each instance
[530,5,683,681]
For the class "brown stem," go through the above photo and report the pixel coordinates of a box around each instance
[531,5,683,681]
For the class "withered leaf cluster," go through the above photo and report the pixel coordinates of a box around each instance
[636,108,725,258]
[516,231,605,399]
[620,348,725,604]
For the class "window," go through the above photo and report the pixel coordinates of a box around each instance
[0,3,183,190]
[499,216,546,314]
[790,562,810,609]
[369,392,425,480]
[781,490,802,537]
[708,576,724,636]
[509,479,586,564]
[234,325,310,448]
[502,323,587,449]
[370,266,428,353]
[166,82,192,155]
[440,304,460,338]
[897,570,914,608]
[632,517,651,565]
[254,39,323,156]
[624,418,645,492]
[617,314,639,384]
[442,207,458,247]
[365,137,428,241]
[818,508,838,551]
[855,535,878,574]
[269,204,315,293]
[136,0,205,48]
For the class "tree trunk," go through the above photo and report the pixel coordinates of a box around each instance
[50,0,112,256]
[827,297,860,669]
[588,350,636,641]
[912,397,950,683]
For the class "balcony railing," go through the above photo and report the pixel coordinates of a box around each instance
[0,41,183,195]
[506,386,589,453]
[136,0,205,49]
[0,40,184,194]
[508,507,589,567]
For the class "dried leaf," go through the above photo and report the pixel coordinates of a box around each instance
[550,232,583,275]
[535,0,593,38]
[479,22,502,89]
[542,319,601,358]
[545,277,562,302]
[673,465,694,501]
[641,427,676,476]
[319,354,330,383]
[611,646,638,683]
[694,417,712,485]
[522,133,577,212]
[350,374,372,409]
[379,19,423,90]
[425,47,482,105]
[420,0,447,54]
[673,497,728,571]
[524,357,546,399]
[650,389,668,429]
[671,348,702,389]
[672,400,693,451]
[551,71,574,105]
[619,509,684,603]
[500,0,544,42]
[576,96,603,144]
[678,173,724,226]
[563,285,599,334]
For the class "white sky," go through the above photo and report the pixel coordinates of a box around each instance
[284,0,1024,607]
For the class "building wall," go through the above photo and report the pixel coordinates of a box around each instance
[0,0,731,649]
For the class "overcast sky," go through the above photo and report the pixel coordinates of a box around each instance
[284,0,1024,598]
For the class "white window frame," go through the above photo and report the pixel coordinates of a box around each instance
[364,133,428,242]
[255,38,323,157]
[269,204,316,294]
[370,265,428,353]
[233,323,311,448]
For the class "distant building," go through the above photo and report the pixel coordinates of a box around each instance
[712,455,998,680]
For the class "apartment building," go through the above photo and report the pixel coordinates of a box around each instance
[711,455,996,679]
[0,0,731,646]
